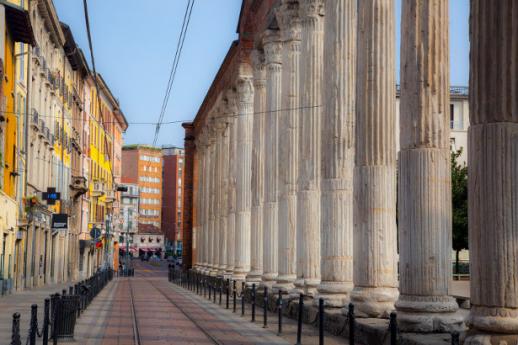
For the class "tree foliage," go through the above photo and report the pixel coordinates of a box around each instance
[451,148,468,253]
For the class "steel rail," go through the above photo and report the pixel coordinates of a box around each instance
[127,278,142,345]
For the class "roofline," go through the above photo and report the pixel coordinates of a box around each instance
[96,73,129,131]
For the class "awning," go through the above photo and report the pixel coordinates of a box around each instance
[1,1,35,45]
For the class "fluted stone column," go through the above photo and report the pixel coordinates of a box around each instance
[194,139,204,271]
[350,0,398,318]
[225,91,238,279]
[233,66,254,282]
[297,0,324,297]
[274,0,301,293]
[316,0,355,307]
[247,50,266,284]
[216,115,228,276]
[465,2,518,343]
[208,129,218,276]
[201,135,211,273]
[396,0,463,332]
[262,30,282,288]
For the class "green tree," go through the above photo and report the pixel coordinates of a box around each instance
[451,148,468,278]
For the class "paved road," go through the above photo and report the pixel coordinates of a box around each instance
[75,261,349,345]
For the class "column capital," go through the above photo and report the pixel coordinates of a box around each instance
[236,74,254,105]
[251,50,266,86]
[276,1,302,42]
[262,30,283,65]
[299,0,324,21]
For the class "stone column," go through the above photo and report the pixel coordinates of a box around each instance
[396,0,462,332]
[466,2,518,343]
[275,0,301,293]
[247,50,266,284]
[215,117,226,276]
[202,134,211,274]
[316,0,355,307]
[262,30,282,288]
[208,129,218,276]
[194,138,204,271]
[218,114,229,277]
[225,90,238,279]
[297,0,324,297]
[233,65,254,282]
[350,0,398,318]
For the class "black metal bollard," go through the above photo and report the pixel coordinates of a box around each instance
[69,286,74,295]
[348,303,355,345]
[451,331,460,345]
[226,279,230,309]
[263,287,268,328]
[219,279,222,305]
[277,291,283,336]
[233,280,237,313]
[30,304,37,345]
[389,312,398,345]
[319,298,324,345]
[62,289,67,296]
[241,282,245,316]
[209,281,212,300]
[296,294,304,345]
[11,312,21,345]
[251,284,256,322]
[43,298,50,345]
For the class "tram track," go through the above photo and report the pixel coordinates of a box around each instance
[127,275,221,345]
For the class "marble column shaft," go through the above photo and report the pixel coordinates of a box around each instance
[396,0,462,332]
[351,0,398,318]
[202,138,211,272]
[225,91,238,278]
[317,0,356,307]
[208,131,218,275]
[298,0,324,297]
[218,117,229,276]
[275,0,301,293]
[262,30,283,287]
[466,1,518,341]
[248,50,266,284]
[195,142,204,271]
[233,68,254,282]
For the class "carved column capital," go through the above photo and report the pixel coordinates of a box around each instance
[277,1,302,42]
[236,76,254,105]
[299,0,324,21]
[251,50,266,89]
[262,30,283,66]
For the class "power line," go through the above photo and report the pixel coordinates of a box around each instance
[152,0,195,146]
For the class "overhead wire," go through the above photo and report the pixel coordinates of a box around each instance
[152,0,195,146]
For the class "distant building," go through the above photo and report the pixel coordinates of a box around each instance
[121,145,163,229]
[119,184,139,258]
[135,223,164,258]
[161,146,185,256]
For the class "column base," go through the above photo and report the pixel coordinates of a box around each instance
[464,332,518,345]
[209,269,218,277]
[349,286,398,318]
[467,305,518,334]
[273,274,296,293]
[260,273,278,289]
[289,279,305,298]
[315,281,353,307]
[224,269,234,280]
[246,270,263,285]
[303,279,320,298]
[232,272,248,283]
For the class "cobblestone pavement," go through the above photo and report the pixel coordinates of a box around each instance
[75,261,350,345]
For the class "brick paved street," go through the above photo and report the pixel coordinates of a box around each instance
[74,261,350,345]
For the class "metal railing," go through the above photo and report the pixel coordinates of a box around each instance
[9,268,113,345]
[167,265,461,345]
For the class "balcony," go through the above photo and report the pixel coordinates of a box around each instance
[43,126,50,144]
[91,181,105,197]
[37,120,45,138]
[31,109,40,131]
[104,190,116,203]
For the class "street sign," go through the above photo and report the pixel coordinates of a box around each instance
[90,227,101,240]
[42,188,61,205]
[51,214,68,230]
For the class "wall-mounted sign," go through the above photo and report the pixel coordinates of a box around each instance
[90,227,101,240]
[42,188,61,205]
[51,213,68,230]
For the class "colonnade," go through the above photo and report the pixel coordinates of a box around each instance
[192,0,517,340]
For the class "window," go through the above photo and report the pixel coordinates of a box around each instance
[450,104,454,129]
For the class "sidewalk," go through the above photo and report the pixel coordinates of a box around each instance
[0,280,79,342]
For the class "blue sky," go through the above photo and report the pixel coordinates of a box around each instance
[53,0,469,148]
